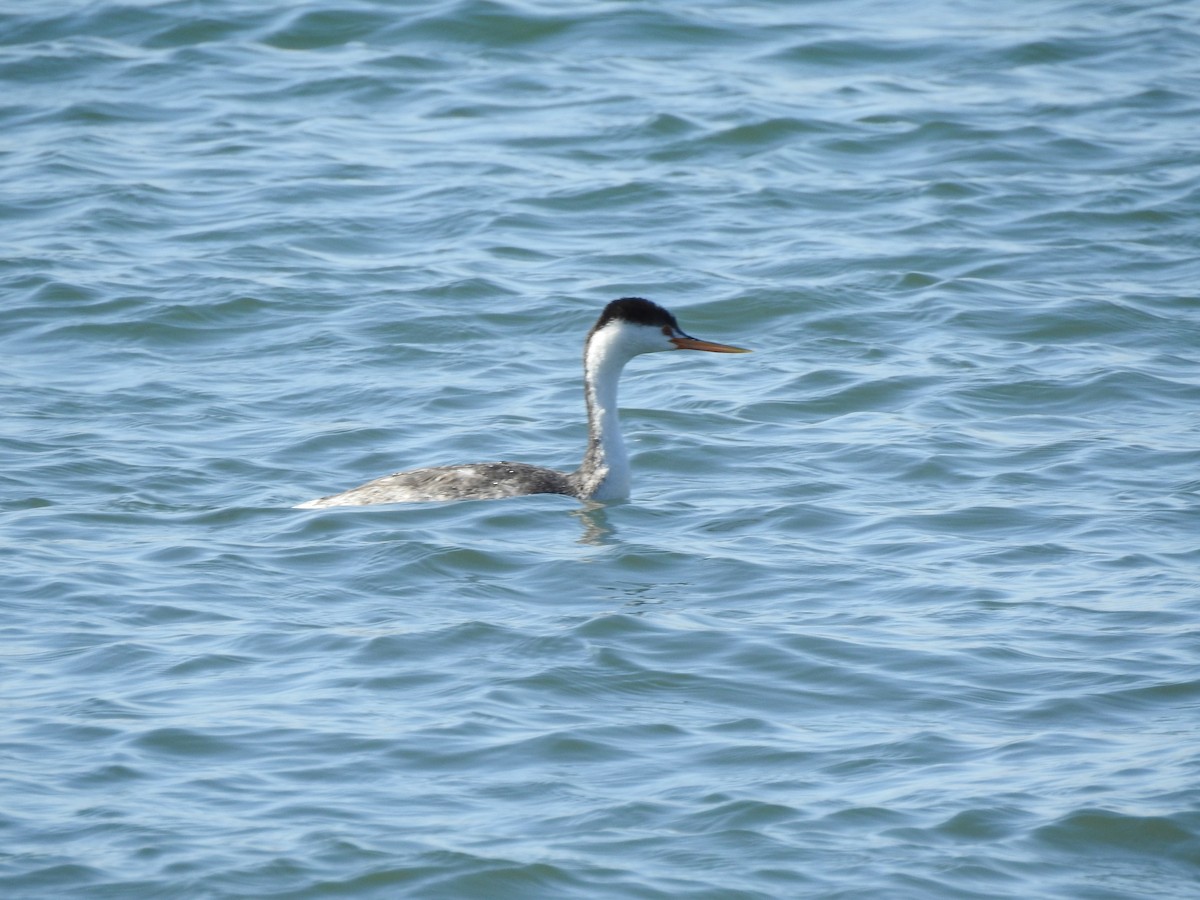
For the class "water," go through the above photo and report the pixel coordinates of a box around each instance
[3,0,1199,896]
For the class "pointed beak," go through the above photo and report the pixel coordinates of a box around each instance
[670,334,751,353]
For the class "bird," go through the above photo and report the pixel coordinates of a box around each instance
[294,297,749,508]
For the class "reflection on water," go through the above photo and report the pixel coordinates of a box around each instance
[573,501,617,545]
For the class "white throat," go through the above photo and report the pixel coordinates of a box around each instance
[575,322,641,499]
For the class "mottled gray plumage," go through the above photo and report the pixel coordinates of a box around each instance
[296,462,577,508]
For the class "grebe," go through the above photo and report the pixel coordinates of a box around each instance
[295,297,749,508]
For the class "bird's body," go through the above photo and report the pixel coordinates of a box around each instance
[298,461,576,506]
[295,297,748,509]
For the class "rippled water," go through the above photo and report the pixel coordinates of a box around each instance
[4,0,1200,896]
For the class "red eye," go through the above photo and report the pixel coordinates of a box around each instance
[661,325,673,336]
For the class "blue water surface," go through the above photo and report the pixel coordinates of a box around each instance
[3,1,1199,897]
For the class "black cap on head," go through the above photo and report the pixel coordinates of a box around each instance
[594,297,679,332]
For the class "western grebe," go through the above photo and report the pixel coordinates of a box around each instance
[295,297,749,508]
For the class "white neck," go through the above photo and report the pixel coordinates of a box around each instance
[573,324,635,499]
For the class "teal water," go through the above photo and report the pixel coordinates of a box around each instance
[4,1,1200,897]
